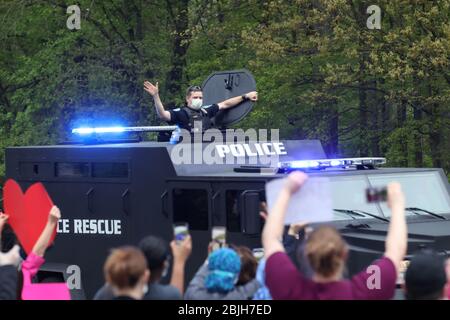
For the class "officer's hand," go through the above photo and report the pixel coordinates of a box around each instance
[245,91,258,102]
[144,81,159,97]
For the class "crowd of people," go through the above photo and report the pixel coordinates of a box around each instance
[1,172,450,300]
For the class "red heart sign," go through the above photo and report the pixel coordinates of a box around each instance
[3,180,56,255]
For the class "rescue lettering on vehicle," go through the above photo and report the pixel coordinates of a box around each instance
[57,219,122,235]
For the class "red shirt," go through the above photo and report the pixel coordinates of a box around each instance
[265,252,397,300]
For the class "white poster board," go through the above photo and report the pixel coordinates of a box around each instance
[265,177,333,224]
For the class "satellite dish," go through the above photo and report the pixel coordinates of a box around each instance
[201,69,256,128]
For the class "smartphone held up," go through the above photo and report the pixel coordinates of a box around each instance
[211,226,226,251]
[366,187,387,203]
[252,248,264,262]
[174,222,189,244]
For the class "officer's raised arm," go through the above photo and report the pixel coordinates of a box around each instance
[144,81,171,121]
[217,91,258,110]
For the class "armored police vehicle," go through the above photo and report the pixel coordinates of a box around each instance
[4,70,450,299]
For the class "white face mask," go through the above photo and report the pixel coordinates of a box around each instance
[142,284,148,295]
[190,98,203,110]
[162,264,169,278]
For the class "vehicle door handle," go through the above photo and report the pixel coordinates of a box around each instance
[86,187,94,214]
[212,191,221,223]
[122,189,130,216]
[161,190,169,219]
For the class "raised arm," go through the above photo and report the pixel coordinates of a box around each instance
[384,182,407,272]
[169,235,192,295]
[32,206,60,257]
[144,81,171,121]
[0,212,8,245]
[262,172,308,259]
[217,91,258,110]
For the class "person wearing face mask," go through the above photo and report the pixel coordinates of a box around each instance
[143,81,258,132]
[94,234,192,300]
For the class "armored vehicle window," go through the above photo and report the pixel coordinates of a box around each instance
[173,189,209,230]
[368,171,450,216]
[92,162,128,178]
[55,162,90,178]
[328,175,383,220]
[225,190,241,232]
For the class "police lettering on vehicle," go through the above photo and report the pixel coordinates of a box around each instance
[215,142,287,158]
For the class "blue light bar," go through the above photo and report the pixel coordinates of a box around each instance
[330,160,341,166]
[71,125,178,135]
[72,127,125,134]
[278,157,386,171]
[289,161,308,168]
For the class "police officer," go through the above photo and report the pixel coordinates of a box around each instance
[144,81,258,132]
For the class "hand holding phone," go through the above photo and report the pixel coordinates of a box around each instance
[174,222,189,244]
[211,226,226,251]
[252,248,264,262]
[366,187,387,202]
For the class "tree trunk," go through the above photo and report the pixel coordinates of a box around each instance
[358,85,368,157]
[429,85,442,168]
[413,105,423,167]
[324,104,339,158]
[369,81,380,156]
[397,100,408,166]
[165,0,190,107]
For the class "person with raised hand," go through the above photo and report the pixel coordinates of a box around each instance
[95,234,192,300]
[144,81,257,132]
[21,205,70,300]
[263,172,407,300]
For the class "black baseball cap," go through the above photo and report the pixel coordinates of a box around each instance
[138,235,171,271]
[404,249,447,300]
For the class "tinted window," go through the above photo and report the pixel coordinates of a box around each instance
[225,190,241,232]
[328,175,383,220]
[173,189,209,230]
[55,162,89,178]
[368,171,450,216]
[92,162,128,178]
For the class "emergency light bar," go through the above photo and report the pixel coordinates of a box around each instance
[72,126,178,135]
[278,157,386,172]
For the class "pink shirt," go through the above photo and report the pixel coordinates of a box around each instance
[265,252,397,300]
[21,252,71,300]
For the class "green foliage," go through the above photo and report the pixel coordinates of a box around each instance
[0,0,448,179]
